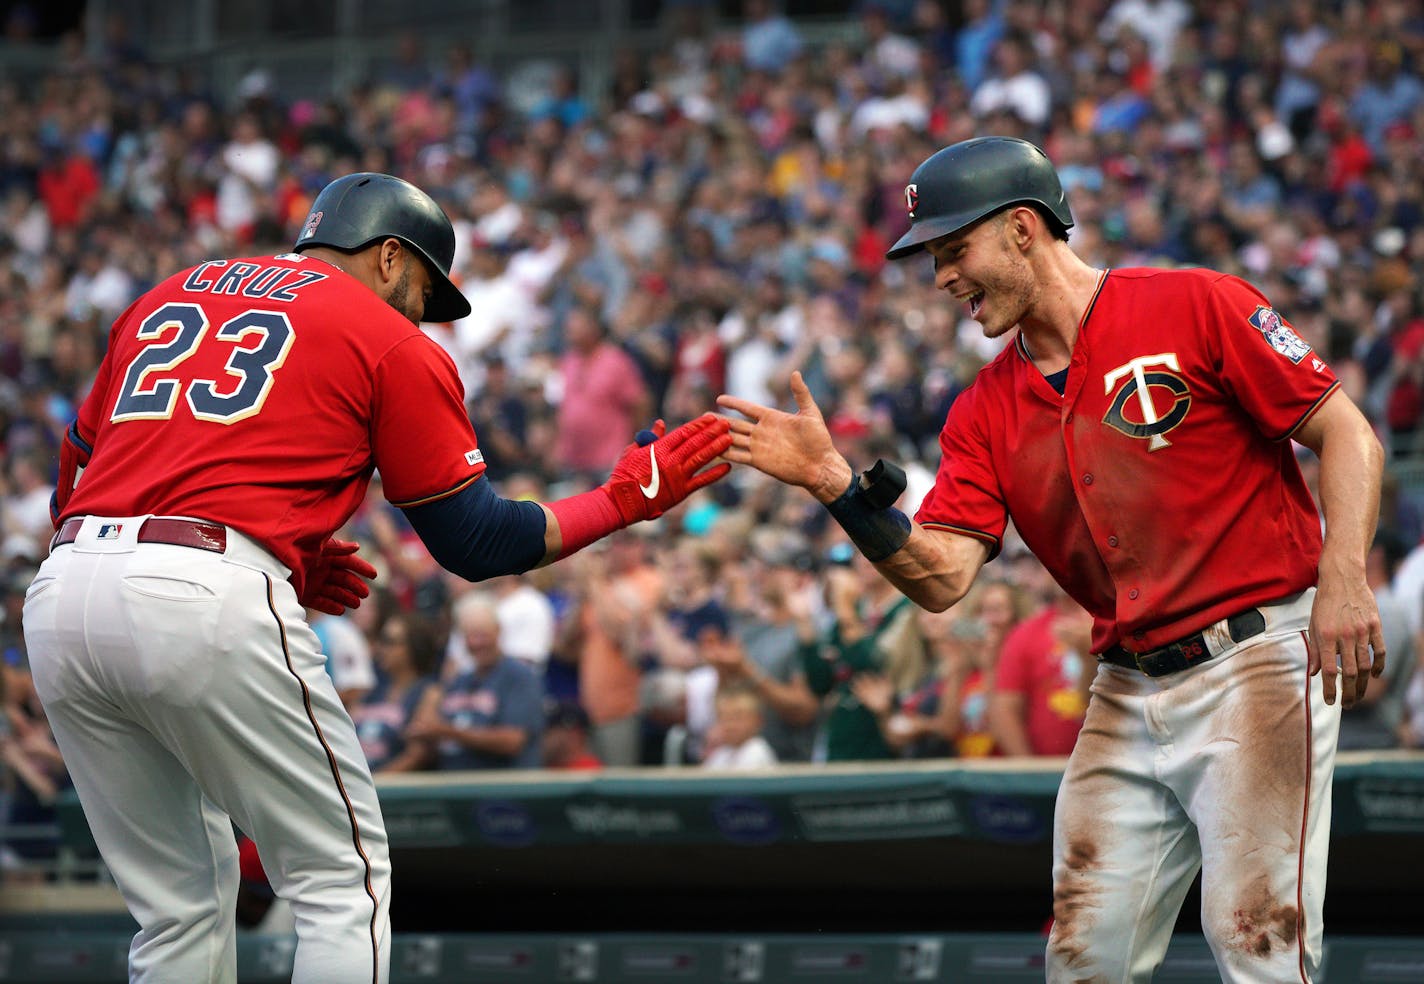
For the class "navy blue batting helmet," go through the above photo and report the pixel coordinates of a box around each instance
[295,172,471,322]
[886,137,1074,260]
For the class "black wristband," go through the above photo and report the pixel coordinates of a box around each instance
[825,461,912,563]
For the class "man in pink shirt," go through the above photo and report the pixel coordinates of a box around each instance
[555,304,652,477]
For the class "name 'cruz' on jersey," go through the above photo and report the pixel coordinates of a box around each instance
[182,254,329,302]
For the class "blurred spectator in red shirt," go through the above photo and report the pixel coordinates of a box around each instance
[989,584,1094,757]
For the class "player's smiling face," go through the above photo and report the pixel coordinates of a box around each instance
[927,210,1037,340]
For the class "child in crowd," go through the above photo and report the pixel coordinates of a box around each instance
[701,682,778,770]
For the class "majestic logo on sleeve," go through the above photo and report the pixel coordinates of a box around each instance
[905,184,918,217]
[1102,353,1192,451]
[1248,305,1310,364]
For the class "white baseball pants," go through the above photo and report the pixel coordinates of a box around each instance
[1045,589,1338,983]
[24,516,390,984]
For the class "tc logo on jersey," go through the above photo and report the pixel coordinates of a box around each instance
[97,523,124,539]
[1102,353,1192,452]
[904,183,918,217]
[1248,305,1311,364]
[299,210,324,240]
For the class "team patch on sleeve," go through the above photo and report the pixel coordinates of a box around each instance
[1247,305,1311,364]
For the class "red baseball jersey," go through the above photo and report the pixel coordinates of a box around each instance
[915,268,1337,654]
[62,253,486,594]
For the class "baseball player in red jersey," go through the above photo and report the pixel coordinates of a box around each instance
[23,172,730,984]
[718,138,1385,982]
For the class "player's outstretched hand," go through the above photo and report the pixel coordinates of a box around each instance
[301,538,378,616]
[717,371,853,503]
[603,413,732,524]
[1307,570,1386,708]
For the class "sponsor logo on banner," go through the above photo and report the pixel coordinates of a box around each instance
[380,802,461,847]
[789,945,869,977]
[724,942,765,982]
[558,941,598,982]
[971,795,1048,843]
[791,787,963,842]
[897,940,942,981]
[1355,778,1424,833]
[564,801,684,839]
[462,942,537,975]
[621,945,698,976]
[398,937,442,978]
[1361,951,1424,981]
[712,797,782,845]
[474,801,538,847]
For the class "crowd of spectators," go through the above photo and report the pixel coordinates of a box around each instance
[7,0,1424,881]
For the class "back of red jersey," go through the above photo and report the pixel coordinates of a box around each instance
[63,253,485,591]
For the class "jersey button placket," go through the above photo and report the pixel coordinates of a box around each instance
[1107,535,1119,547]
[1082,473,1093,485]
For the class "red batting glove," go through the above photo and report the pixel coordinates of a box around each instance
[603,414,732,524]
[300,538,378,616]
[547,414,733,558]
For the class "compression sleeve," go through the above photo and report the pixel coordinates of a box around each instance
[402,475,547,582]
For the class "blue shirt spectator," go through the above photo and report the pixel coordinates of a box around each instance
[742,0,804,74]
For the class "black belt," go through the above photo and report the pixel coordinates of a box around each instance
[53,516,227,553]
[1100,608,1267,677]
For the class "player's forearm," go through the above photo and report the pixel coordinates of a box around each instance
[872,524,987,612]
[1314,414,1384,579]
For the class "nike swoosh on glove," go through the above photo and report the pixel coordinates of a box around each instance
[603,413,733,524]
[300,538,378,616]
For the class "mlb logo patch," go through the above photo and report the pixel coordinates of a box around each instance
[300,210,324,240]
[464,449,484,466]
[97,523,123,539]
[1247,305,1311,364]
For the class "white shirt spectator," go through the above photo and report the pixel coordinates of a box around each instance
[970,70,1051,128]
[493,582,555,672]
[446,271,540,394]
[1100,0,1192,69]
[215,118,279,234]
[849,91,930,137]
[703,736,779,770]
